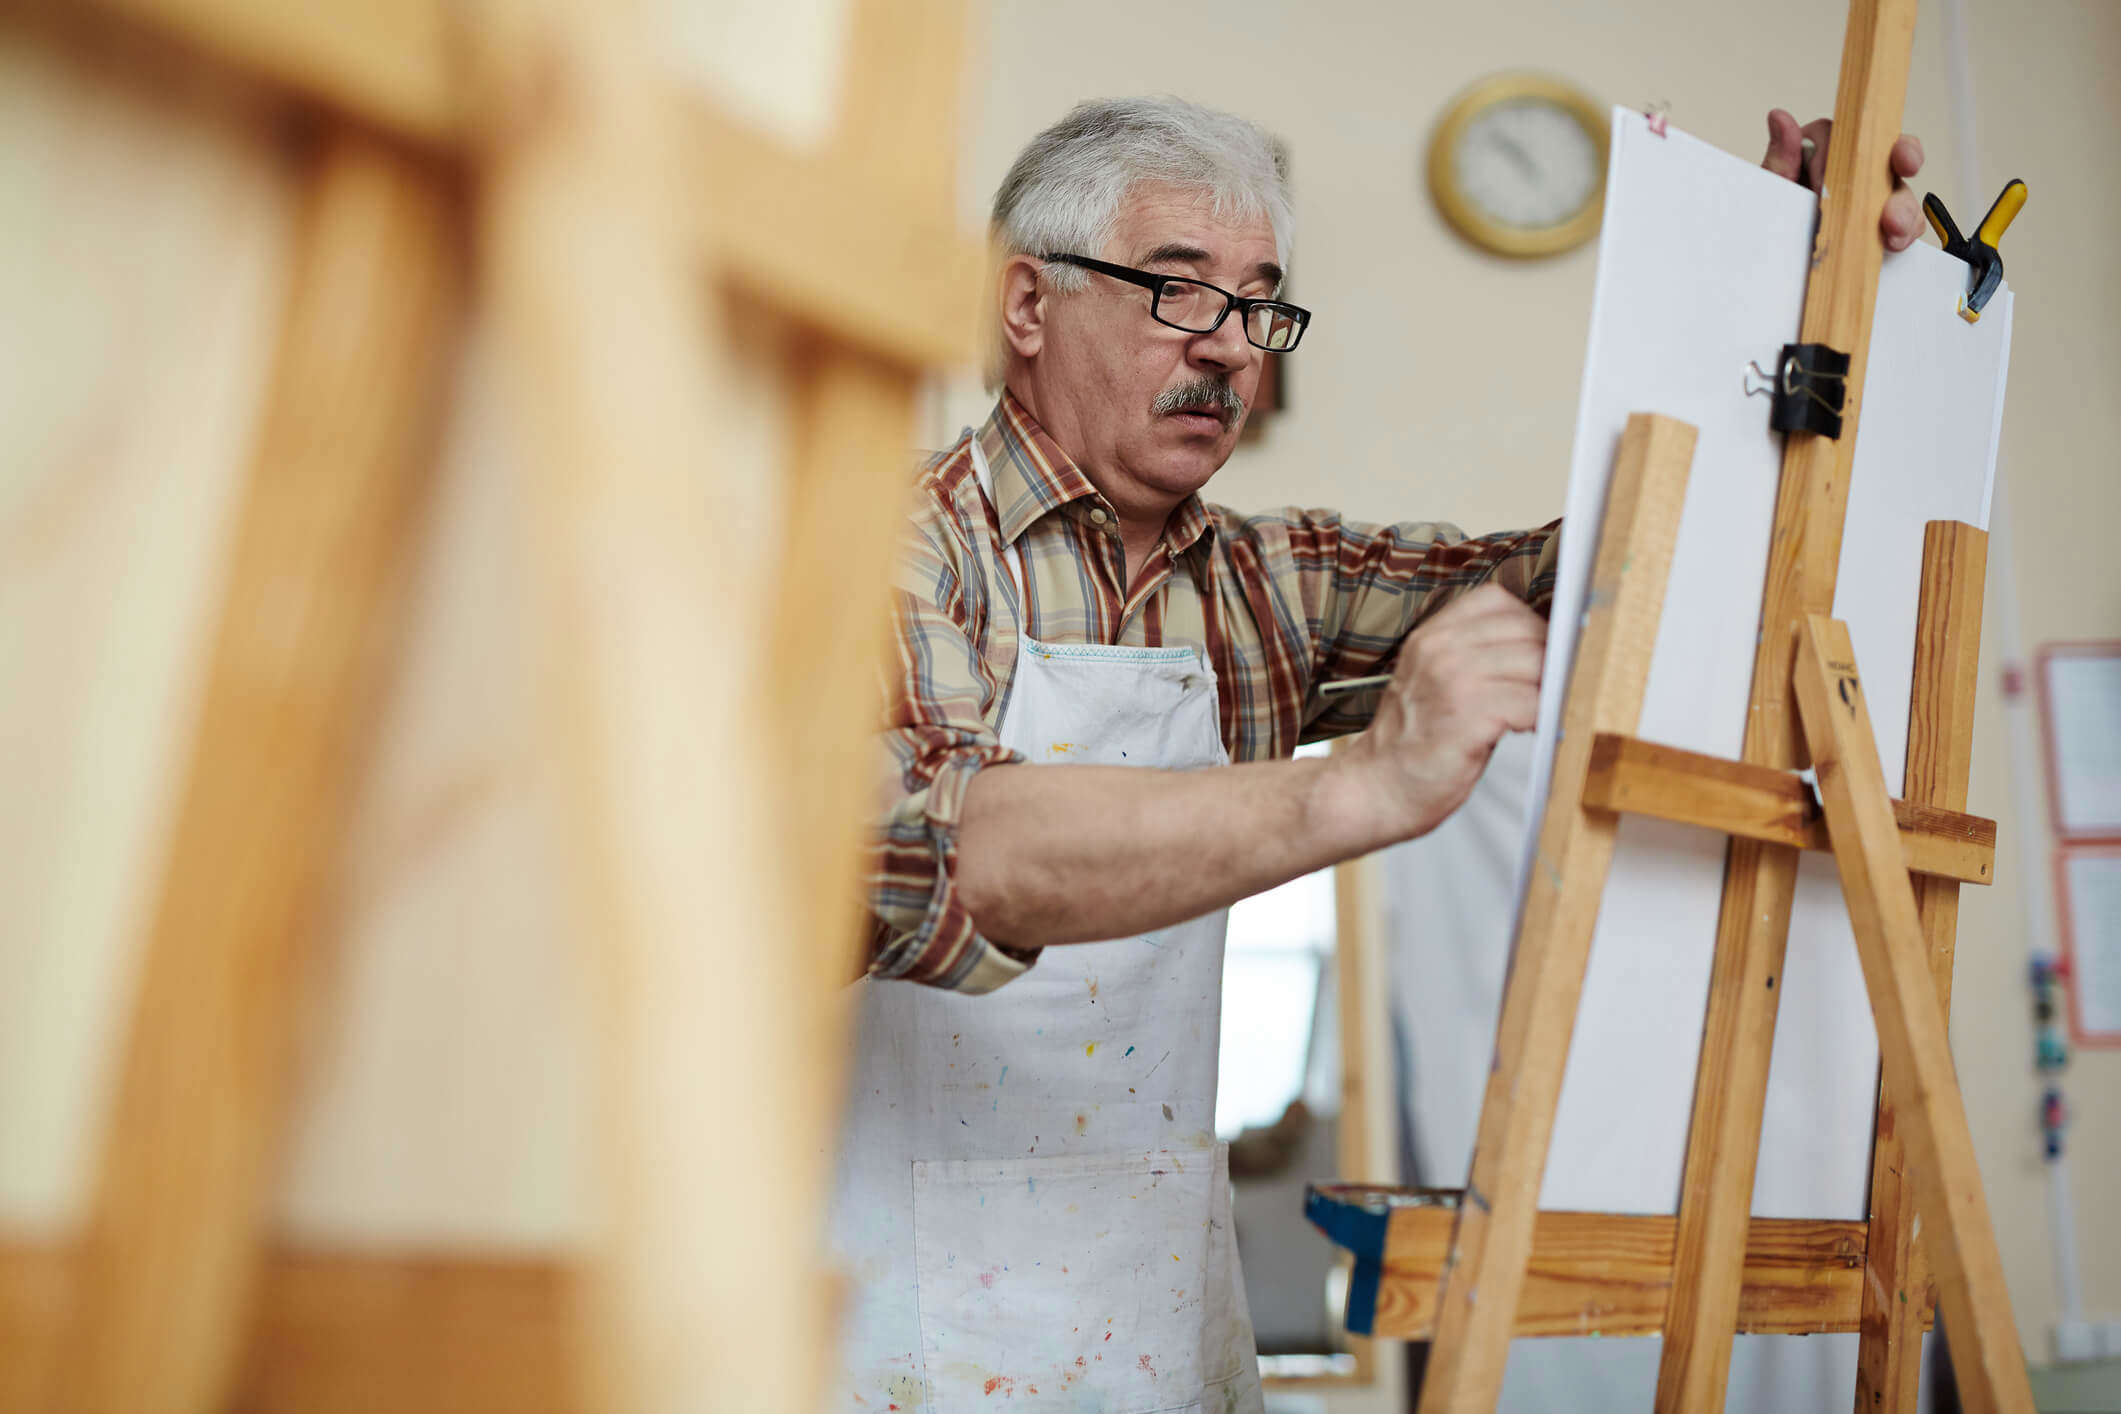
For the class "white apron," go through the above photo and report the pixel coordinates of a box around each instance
[823,433,1263,1414]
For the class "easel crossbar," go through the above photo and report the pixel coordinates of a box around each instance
[1581,732,1995,884]
[80,0,985,367]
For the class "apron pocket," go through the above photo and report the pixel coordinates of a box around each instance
[911,1146,1241,1413]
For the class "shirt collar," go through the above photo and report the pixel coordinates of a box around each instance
[979,390,1218,562]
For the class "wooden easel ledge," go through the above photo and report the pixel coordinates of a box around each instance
[1582,732,1996,884]
[1354,1196,1919,1340]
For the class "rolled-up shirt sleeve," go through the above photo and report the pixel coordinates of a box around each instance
[1279,512,1563,742]
[864,510,1039,994]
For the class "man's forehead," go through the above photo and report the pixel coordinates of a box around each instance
[1108,184,1278,269]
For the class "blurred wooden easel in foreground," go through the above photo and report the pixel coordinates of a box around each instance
[2,0,980,1410]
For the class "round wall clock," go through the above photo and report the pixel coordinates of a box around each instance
[1427,73,1609,258]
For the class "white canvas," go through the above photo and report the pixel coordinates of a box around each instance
[1385,108,2011,1412]
[1526,107,2011,1221]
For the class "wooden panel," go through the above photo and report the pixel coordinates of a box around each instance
[768,0,967,990]
[1372,1208,1894,1341]
[6,1237,578,1414]
[0,1236,72,1412]
[1327,850,1382,1385]
[759,0,973,1367]
[1769,0,1923,723]
[1655,3,1920,1407]
[1794,616,2033,1414]
[771,345,920,986]
[54,130,459,1414]
[469,0,850,1405]
[836,0,965,207]
[1415,413,1697,1414]
[0,1211,1906,1409]
[239,1250,580,1414]
[1581,733,1995,884]
[683,103,985,372]
[87,0,460,140]
[89,0,984,368]
[1857,521,1988,1411]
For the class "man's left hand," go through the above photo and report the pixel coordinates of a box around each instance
[1760,108,1925,251]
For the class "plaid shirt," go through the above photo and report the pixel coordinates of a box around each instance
[867,391,1559,993]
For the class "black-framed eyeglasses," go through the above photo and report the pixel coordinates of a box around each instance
[1041,253,1311,352]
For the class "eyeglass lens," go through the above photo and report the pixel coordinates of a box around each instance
[1250,304,1301,350]
[1152,278,1300,350]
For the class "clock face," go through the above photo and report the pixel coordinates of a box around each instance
[1453,98,1602,230]
[1427,75,1609,257]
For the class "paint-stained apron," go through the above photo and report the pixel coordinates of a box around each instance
[823,432,1262,1414]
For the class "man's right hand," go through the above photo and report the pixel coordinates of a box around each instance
[1332,583,1548,841]
[957,582,1548,948]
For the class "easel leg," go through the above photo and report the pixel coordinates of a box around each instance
[473,0,866,1403]
[55,128,458,1414]
[1856,523,1987,1411]
[1656,0,1920,1398]
[771,0,964,993]
[1417,414,1697,1413]
[772,347,919,1045]
[1657,835,1800,1410]
[1795,615,2033,1414]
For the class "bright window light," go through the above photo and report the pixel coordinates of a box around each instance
[1217,744,1337,1139]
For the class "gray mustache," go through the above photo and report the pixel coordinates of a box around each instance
[1152,379,1247,422]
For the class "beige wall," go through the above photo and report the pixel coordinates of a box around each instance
[941,0,2121,1366]
[1958,0,2121,1353]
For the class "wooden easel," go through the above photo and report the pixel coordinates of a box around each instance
[5,1,981,1411]
[1312,2,2035,1412]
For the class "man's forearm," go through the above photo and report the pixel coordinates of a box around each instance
[953,582,1549,951]
[955,755,1395,948]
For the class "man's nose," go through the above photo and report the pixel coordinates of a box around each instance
[1188,312,1252,373]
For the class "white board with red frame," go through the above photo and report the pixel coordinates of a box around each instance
[2056,845,2121,1048]
[2038,641,2121,842]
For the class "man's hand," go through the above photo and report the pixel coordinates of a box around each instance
[1332,584,1547,841]
[1760,108,1925,251]
[957,584,1547,947]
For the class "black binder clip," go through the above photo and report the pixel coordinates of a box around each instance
[1745,343,1850,439]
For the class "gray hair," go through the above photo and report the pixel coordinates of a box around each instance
[986,97,1292,382]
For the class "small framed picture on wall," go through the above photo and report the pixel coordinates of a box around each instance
[2056,845,2121,1048]
[2037,642,2121,842]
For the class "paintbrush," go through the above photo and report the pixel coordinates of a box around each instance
[1316,674,1394,698]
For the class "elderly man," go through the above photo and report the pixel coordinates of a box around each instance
[830,97,1924,1413]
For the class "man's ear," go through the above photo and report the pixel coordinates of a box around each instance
[998,254,1048,361]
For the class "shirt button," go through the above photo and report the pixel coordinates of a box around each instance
[1088,506,1110,526]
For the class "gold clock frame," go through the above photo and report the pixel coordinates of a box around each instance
[1427,72,1610,258]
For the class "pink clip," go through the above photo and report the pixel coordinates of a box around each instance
[1645,103,1669,138]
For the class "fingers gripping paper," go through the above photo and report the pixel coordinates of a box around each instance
[1389,110,2011,1410]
